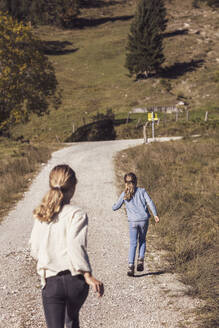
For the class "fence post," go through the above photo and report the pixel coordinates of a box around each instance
[175,111,178,122]
[82,116,86,125]
[126,112,130,124]
[186,110,189,121]
[205,111,208,122]
[143,121,149,144]
[152,115,155,140]
[164,112,166,127]
[136,118,141,128]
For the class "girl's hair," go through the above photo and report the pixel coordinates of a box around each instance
[124,172,137,201]
[33,165,77,223]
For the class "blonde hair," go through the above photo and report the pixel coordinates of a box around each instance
[124,172,137,201]
[33,165,77,223]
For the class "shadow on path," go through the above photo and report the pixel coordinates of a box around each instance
[80,0,123,8]
[41,41,79,55]
[73,15,133,29]
[163,29,189,38]
[134,270,166,278]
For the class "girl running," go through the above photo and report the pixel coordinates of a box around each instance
[112,172,159,276]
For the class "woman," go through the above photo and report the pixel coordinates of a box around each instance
[29,164,103,328]
[112,172,159,276]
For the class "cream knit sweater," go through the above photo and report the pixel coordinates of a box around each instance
[29,204,92,287]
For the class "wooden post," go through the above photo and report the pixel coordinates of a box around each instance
[126,112,130,124]
[136,118,141,128]
[186,110,189,121]
[205,111,208,122]
[143,121,149,144]
[175,111,178,122]
[152,114,155,140]
[164,112,166,127]
[72,122,75,133]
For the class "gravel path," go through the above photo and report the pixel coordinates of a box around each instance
[0,138,200,328]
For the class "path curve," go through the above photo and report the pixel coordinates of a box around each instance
[0,138,199,328]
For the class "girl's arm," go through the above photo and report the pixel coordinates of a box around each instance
[112,192,125,211]
[143,190,159,221]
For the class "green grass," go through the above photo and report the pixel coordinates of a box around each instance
[114,133,219,328]
[9,0,219,142]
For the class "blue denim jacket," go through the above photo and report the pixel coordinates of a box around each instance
[112,187,157,222]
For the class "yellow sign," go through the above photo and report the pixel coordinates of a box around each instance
[148,113,158,121]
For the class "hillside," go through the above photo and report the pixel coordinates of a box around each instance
[10,0,219,142]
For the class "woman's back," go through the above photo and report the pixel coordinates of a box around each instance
[30,204,91,287]
[30,164,103,328]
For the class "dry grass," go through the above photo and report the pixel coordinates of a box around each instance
[114,133,219,328]
[0,139,55,221]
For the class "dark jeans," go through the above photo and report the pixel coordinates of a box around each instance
[42,271,89,328]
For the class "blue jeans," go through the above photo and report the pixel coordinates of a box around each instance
[128,220,149,264]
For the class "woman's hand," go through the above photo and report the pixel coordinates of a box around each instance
[83,272,104,297]
[154,216,160,223]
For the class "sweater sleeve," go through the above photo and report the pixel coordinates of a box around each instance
[67,210,92,273]
[143,189,158,217]
[29,218,45,260]
[112,192,125,211]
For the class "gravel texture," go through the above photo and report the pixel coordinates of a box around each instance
[0,138,201,328]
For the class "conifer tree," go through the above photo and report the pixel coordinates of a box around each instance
[125,0,167,79]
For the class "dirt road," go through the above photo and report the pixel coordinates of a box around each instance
[0,138,199,328]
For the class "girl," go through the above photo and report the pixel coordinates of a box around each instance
[112,172,159,276]
[29,164,103,328]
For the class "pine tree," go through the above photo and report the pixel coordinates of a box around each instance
[125,0,167,79]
